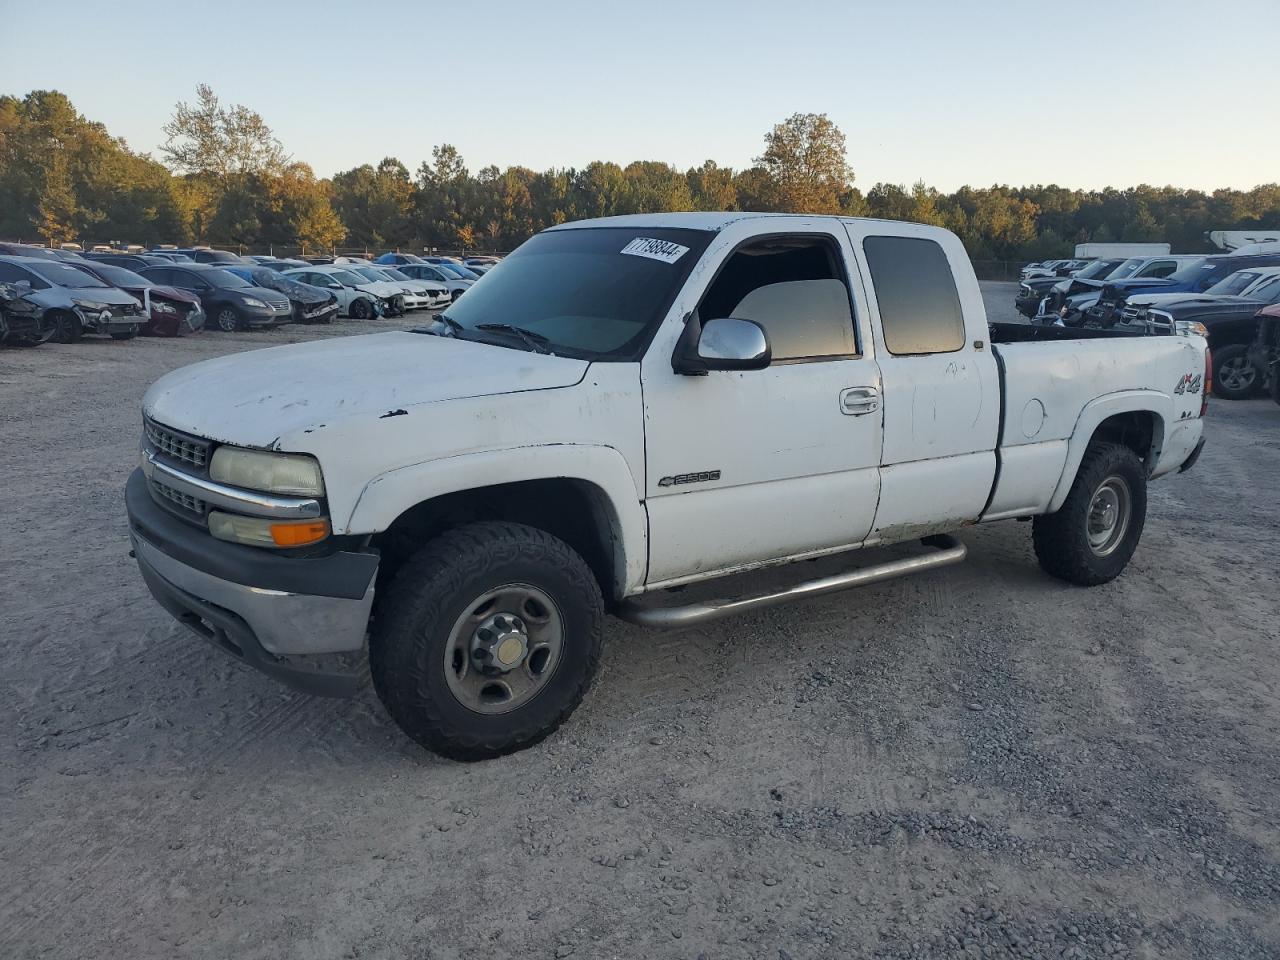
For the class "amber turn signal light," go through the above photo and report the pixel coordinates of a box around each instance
[270,519,331,547]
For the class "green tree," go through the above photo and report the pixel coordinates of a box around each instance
[161,84,288,181]
[756,112,853,214]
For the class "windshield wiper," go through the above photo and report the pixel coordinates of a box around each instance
[411,313,463,338]
[474,322,552,354]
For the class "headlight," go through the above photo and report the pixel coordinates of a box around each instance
[242,297,268,309]
[209,511,330,548]
[153,300,178,314]
[209,446,325,496]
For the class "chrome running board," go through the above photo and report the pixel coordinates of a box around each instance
[616,535,967,628]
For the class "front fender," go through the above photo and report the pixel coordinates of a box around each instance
[343,444,648,596]
[1048,391,1171,512]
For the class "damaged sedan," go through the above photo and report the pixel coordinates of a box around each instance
[0,255,144,342]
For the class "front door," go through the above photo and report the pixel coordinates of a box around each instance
[641,227,883,587]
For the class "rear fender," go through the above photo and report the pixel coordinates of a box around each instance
[1048,391,1171,512]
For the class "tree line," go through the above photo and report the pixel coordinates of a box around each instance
[2,87,1277,260]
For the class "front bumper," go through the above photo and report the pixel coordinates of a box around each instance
[296,301,339,323]
[1,311,54,342]
[242,304,293,328]
[125,469,377,697]
[77,307,142,334]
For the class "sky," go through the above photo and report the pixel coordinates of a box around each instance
[2,0,1277,193]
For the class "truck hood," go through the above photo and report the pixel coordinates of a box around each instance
[1155,296,1267,322]
[142,331,589,448]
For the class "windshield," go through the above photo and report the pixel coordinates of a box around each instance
[380,267,412,281]
[1108,258,1144,279]
[332,270,366,286]
[87,263,151,288]
[440,227,712,360]
[1074,260,1120,280]
[1205,271,1263,296]
[32,261,109,287]
[249,268,290,291]
[1166,259,1214,284]
[204,268,252,288]
[1252,277,1280,303]
[437,263,480,280]
[355,267,386,282]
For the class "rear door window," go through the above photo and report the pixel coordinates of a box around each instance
[863,236,965,355]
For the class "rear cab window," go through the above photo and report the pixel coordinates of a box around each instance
[862,236,965,355]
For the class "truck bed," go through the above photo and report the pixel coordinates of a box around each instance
[988,320,1148,343]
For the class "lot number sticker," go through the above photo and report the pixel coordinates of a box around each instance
[621,237,690,264]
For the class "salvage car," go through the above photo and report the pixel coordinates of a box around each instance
[280,265,390,319]
[86,252,181,271]
[161,247,247,266]
[224,266,340,324]
[126,213,1209,760]
[68,261,205,336]
[370,266,450,310]
[373,252,425,266]
[1085,254,1280,326]
[0,255,144,342]
[137,263,292,332]
[0,280,56,346]
[1249,303,1280,404]
[1122,273,1280,399]
[1038,255,1203,325]
[396,261,475,301]
[1015,257,1125,318]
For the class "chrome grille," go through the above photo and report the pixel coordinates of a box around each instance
[145,420,210,469]
[150,477,208,515]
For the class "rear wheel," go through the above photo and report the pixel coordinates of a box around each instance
[50,311,83,344]
[213,306,242,333]
[1033,441,1147,586]
[1212,344,1260,400]
[370,522,604,761]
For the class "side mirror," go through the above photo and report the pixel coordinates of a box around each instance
[673,316,771,375]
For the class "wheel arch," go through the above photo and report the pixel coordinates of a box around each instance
[346,446,647,602]
[1048,392,1169,513]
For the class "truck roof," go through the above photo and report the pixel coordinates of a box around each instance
[545,211,942,234]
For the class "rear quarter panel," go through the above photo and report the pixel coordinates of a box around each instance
[986,335,1206,517]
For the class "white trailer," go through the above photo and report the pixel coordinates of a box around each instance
[1074,242,1170,259]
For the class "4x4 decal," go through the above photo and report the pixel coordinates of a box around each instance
[1174,373,1203,395]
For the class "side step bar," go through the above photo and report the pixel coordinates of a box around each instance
[616,535,967,628]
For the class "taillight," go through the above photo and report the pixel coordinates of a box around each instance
[1201,347,1212,417]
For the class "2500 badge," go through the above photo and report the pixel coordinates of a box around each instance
[657,470,722,487]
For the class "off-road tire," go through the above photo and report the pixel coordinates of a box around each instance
[1212,343,1261,400]
[1033,441,1147,586]
[370,522,604,761]
[50,311,82,344]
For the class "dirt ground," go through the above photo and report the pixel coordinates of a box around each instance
[3,284,1279,959]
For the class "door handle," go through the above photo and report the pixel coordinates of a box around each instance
[839,386,880,416]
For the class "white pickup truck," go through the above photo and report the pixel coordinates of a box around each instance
[126,213,1210,760]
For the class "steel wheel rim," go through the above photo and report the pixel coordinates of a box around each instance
[1218,356,1254,391]
[216,309,237,331]
[443,583,564,715]
[1087,476,1131,557]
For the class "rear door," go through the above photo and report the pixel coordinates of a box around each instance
[842,222,1000,542]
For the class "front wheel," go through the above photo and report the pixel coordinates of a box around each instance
[370,522,604,761]
[348,297,372,320]
[1032,441,1147,586]
[50,311,83,344]
[213,306,242,332]
[1212,343,1261,400]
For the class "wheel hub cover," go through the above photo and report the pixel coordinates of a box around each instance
[471,614,528,673]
